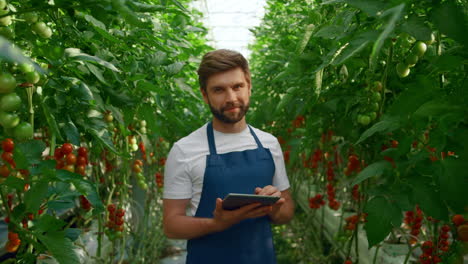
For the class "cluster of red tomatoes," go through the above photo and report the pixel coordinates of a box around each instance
[404,205,424,245]
[53,143,89,176]
[105,204,126,240]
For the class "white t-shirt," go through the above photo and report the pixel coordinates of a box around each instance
[163,123,290,216]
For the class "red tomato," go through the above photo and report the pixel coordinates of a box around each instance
[0,164,10,177]
[77,147,88,157]
[76,156,87,166]
[61,143,73,155]
[2,138,14,152]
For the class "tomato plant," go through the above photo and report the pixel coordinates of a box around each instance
[249,0,468,262]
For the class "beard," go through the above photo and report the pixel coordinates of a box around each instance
[208,101,250,124]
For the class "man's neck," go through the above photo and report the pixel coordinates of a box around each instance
[212,118,247,133]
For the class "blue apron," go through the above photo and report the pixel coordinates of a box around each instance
[186,122,277,264]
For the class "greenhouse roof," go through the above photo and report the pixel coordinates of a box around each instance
[190,0,267,58]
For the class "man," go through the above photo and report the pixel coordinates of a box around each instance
[163,49,294,264]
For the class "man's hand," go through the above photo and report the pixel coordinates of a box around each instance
[212,198,273,231]
[255,186,294,224]
[255,185,285,217]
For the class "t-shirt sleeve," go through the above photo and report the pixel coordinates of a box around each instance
[163,143,193,199]
[270,138,290,191]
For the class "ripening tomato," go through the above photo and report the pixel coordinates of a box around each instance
[2,138,14,152]
[65,153,77,165]
[0,164,10,177]
[75,165,85,175]
[63,164,75,173]
[61,143,73,155]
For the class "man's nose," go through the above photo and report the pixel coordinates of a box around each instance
[225,88,236,102]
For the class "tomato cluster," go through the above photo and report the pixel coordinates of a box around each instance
[308,194,325,209]
[79,195,92,211]
[404,205,424,244]
[133,159,148,190]
[53,143,88,175]
[155,172,163,188]
[351,184,360,202]
[5,231,21,253]
[1,138,15,177]
[105,204,125,240]
[344,213,367,231]
[344,154,361,176]
[395,37,431,78]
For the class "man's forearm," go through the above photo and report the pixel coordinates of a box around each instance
[163,215,223,240]
[269,199,295,224]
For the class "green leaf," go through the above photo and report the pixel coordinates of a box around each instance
[432,2,468,46]
[332,31,378,65]
[364,196,400,248]
[86,63,108,84]
[88,127,119,155]
[352,161,392,185]
[34,214,67,233]
[297,24,315,54]
[411,179,448,220]
[64,119,80,146]
[369,4,404,70]
[25,180,48,213]
[15,140,47,166]
[42,99,63,141]
[314,25,346,39]
[3,176,25,192]
[112,0,146,27]
[65,228,82,242]
[84,15,106,30]
[137,80,160,93]
[65,48,120,72]
[0,36,45,73]
[37,231,80,264]
[387,77,438,116]
[355,116,400,144]
[401,15,433,41]
[166,62,184,75]
[70,178,104,212]
[440,159,468,213]
[432,55,465,72]
[323,0,387,16]
[414,99,463,118]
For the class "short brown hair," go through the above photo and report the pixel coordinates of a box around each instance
[197,49,251,90]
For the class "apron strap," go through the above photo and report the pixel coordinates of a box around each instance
[207,122,270,161]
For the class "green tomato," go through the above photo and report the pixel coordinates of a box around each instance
[0,73,16,94]
[0,26,13,39]
[396,63,410,78]
[372,92,381,102]
[358,115,371,126]
[140,120,147,127]
[0,111,20,129]
[140,127,147,134]
[19,63,34,73]
[413,41,427,57]
[0,16,11,26]
[369,112,377,121]
[13,122,33,141]
[0,93,21,111]
[32,22,52,38]
[131,143,138,152]
[38,27,52,38]
[405,54,419,67]
[0,0,6,9]
[23,12,38,24]
[25,71,40,84]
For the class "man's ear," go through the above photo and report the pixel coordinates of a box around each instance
[200,87,209,104]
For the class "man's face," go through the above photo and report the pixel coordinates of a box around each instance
[202,67,251,124]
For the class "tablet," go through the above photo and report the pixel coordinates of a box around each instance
[222,193,280,210]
